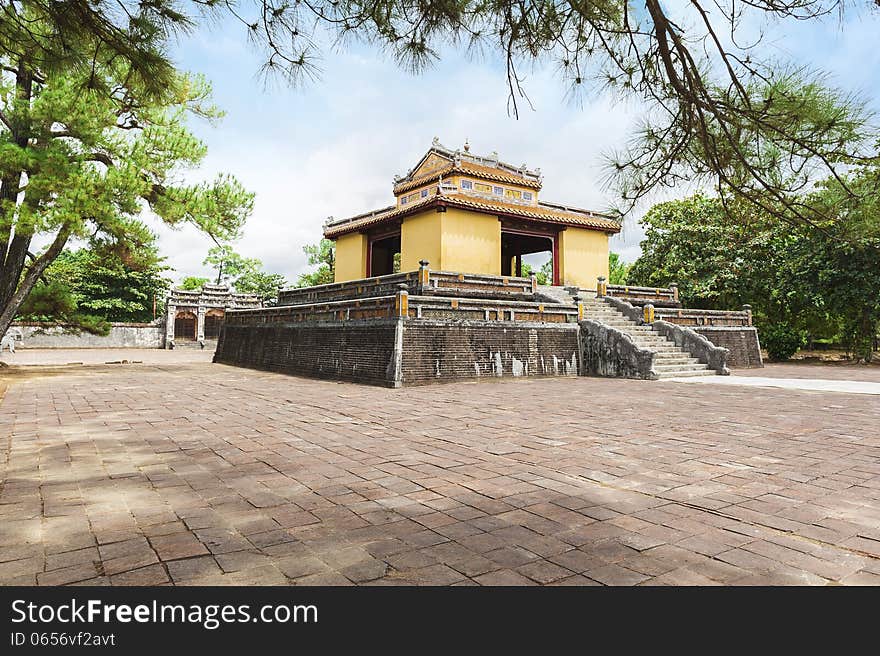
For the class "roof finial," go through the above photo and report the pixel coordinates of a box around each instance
[463,138,470,153]
[432,136,440,147]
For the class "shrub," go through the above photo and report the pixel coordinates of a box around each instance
[762,323,806,361]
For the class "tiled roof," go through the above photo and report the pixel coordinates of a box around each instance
[323,192,620,238]
[393,161,542,194]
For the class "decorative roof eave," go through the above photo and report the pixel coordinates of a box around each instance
[323,194,620,239]
[392,162,543,195]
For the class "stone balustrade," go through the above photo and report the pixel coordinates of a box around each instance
[655,307,752,327]
[277,262,537,306]
[226,291,578,326]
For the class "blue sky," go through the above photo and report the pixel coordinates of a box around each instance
[156,4,880,284]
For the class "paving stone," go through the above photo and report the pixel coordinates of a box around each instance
[585,564,651,586]
[516,560,574,584]
[150,533,209,561]
[5,360,880,587]
[276,555,332,580]
[166,556,223,582]
[474,569,538,586]
[110,564,170,586]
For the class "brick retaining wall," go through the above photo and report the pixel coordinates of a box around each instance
[215,319,579,386]
[694,327,763,368]
[214,320,400,386]
[400,321,578,384]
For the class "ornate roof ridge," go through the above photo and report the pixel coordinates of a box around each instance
[394,140,542,189]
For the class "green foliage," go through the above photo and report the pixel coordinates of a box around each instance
[17,281,110,335]
[5,1,874,234]
[0,26,253,336]
[47,247,172,322]
[17,239,171,329]
[74,314,113,337]
[203,245,286,301]
[630,187,880,361]
[521,260,553,285]
[297,239,335,287]
[234,269,287,302]
[762,324,807,361]
[608,252,630,285]
[17,281,78,321]
[180,276,209,290]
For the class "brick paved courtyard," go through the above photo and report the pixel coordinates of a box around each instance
[1,360,879,586]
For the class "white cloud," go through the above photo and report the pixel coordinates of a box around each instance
[150,8,880,283]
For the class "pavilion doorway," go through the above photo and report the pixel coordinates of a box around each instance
[367,230,401,277]
[501,229,558,285]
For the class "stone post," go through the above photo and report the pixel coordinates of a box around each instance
[530,272,538,294]
[395,283,409,318]
[165,303,176,349]
[643,303,655,324]
[670,283,679,303]
[418,260,430,292]
[742,304,753,326]
[597,276,607,297]
[197,306,206,341]
[574,294,584,322]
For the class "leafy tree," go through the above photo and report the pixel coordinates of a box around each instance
[203,244,244,285]
[630,190,880,361]
[297,239,335,287]
[36,247,172,323]
[180,276,209,291]
[608,252,630,285]
[521,259,552,285]
[234,269,286,302]
[0,21,253,339]
[8,1,876,231]
[203,245,286,301]
[17,280,111,335]
[628,195,787,313]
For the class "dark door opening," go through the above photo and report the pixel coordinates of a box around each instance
[174,311,196,340]
[501,230,557,284]
[368,232,401,277]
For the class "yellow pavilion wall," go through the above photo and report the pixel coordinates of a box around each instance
[400,211,442,273]
[333,233,368,282]
[558,228,609,288]
[438,208,501,274]
[401,208,501,275]
[333,209,610,285]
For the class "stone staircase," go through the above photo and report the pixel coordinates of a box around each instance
[579,295,719,379]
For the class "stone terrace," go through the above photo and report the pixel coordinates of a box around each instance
[1,361,879,586]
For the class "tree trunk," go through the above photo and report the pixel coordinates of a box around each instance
[0,58,33,320]
[0,225,71,339]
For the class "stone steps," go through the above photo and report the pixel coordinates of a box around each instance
[655,369,718,379]
[653,363,709,373]
[580,293,718,377]
[540,285,721,378]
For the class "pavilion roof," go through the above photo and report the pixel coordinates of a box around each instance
[323,191,620,238]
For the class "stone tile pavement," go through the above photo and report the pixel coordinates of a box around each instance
[1,348,214,367]
[1,361,879,586]
[736,363,880,383]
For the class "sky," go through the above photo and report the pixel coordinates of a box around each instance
[154,3,880,285]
